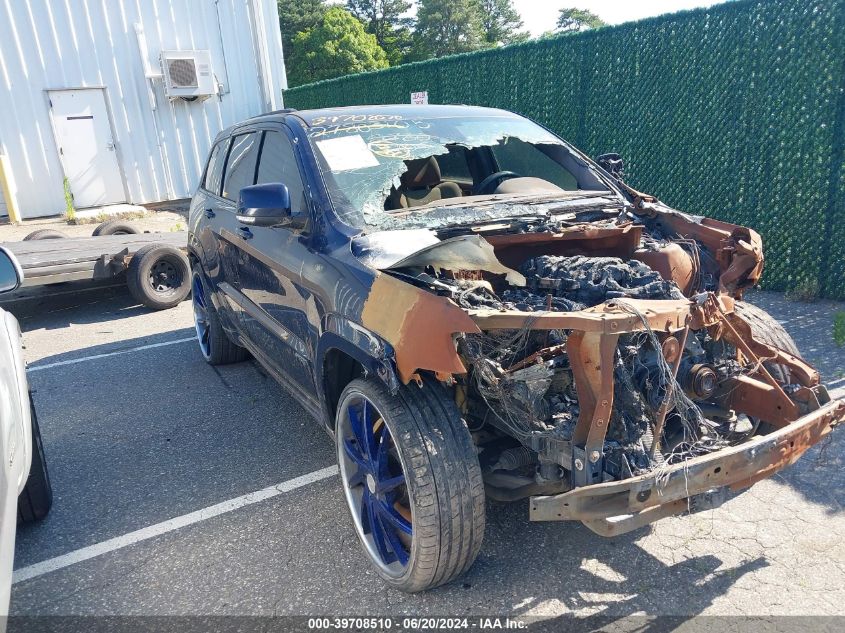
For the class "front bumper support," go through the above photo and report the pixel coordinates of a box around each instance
[529,399,843,535]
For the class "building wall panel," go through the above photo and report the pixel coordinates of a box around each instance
[0,0,285,219]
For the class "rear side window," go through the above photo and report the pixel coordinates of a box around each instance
[492,137,578,190]
[437,147,472,184]
[204,140,228,195]
[222,133,262,201]
[256,131,306,213]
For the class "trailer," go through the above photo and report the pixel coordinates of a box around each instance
[0,231,191,310]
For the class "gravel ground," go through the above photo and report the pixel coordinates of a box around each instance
[3,282,844,621]
[0,207,188,242]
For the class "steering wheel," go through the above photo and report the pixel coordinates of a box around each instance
[473,171,521,195]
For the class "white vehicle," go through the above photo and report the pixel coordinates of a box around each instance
[0,246,51,614]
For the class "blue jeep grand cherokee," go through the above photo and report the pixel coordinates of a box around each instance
[188,105,843,592]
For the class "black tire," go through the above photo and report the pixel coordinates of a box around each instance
[734,301,801,383]
[18,394,52,523]
[127,243,191,310]
[92,220,139,236]
[22,229,68,241]
[336,377,485,592]
[191,264,250,365]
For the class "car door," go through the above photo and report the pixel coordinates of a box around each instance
[191,135,242,299]
[224,126,318,403]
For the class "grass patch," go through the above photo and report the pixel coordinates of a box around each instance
[834,311,845,348]
[63,178,75,222]
[785,278,820,303]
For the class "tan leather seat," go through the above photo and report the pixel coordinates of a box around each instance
[387,157,462,209]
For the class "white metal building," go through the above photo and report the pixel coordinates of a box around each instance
[0,0,286,220]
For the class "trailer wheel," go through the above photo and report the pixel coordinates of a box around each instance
[18,394,52,523]
[127,243,191,310]
[23,229,68,241]
[92,220,139,236]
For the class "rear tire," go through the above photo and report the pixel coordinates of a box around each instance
[127,244,191,310]
[92,220,139,236]
[22,229,67,241]
[191,264,249,365]
[18,395,52,523]
[336,377,485,592]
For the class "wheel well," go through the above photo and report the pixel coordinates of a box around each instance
[323,348,366,426]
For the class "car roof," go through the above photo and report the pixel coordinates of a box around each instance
[246,104,522,128]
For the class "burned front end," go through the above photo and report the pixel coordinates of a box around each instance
[358,200,843,536]
[310,106,843,535]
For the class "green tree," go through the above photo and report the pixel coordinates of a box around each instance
[277,0,327,55]
[556,7,606,33]
[346,0,414,64]
[287,7,389,87]
[415,0,486,59]
[479,0,527,45]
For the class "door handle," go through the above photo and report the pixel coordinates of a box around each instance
[205,208,215,219]
[237,226,253,240]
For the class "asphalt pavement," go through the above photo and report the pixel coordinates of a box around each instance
[5,283,845,619]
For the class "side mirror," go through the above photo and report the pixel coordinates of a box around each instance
[0,246,22,294]
[596,153,624,179]
[236,183,296,228]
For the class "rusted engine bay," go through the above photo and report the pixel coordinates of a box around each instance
[361,200,843,522]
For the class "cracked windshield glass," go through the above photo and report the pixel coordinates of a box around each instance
[306,111,617,231]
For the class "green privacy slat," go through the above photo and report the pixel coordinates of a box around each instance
[285,0,845,299]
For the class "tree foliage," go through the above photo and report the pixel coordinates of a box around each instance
[479,0,527,45]
[277,0,327,55]
[556,7,606,33]
[415,0,487,59]
[346,0,414,65]
[287,7,389,87]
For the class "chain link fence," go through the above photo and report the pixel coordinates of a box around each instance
[284,0,845,299]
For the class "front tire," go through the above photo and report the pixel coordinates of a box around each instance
[336,377,485,592]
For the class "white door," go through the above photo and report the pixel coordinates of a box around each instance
[49,89,125,208]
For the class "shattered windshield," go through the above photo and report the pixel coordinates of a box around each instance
[306,113,615,231]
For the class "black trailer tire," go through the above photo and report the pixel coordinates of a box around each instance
[22,229,68,241]
[335,377,485,592]
[734,301,801,383]
[127,243,191,310]
[92,220,140,236]
[18,395,53,523]
[191,264,250,365]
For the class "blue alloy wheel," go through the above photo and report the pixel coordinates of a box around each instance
[337,394,413,576]
[192,272,211,359]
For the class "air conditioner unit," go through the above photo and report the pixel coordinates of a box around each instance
[160,50,216,100]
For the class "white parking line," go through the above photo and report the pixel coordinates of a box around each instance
[26,337,196,372]
[12,465,339,584]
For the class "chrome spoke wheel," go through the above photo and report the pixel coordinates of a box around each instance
[192,272,211,359]
[337,394,413,575]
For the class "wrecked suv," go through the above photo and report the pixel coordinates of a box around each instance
[188,105,843,592]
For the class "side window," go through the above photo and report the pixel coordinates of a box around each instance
[436,147,472,184]
[491,137,578,190]
[204,140,228,195]
[256,131,306,213]
[222,133,262,201]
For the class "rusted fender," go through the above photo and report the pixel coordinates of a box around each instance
[360,272,479,384]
